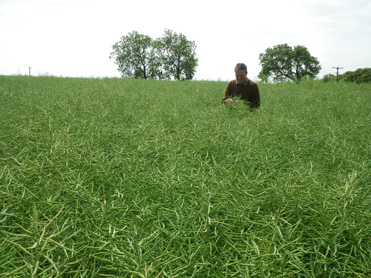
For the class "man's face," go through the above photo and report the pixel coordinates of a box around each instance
[235,70,248,84]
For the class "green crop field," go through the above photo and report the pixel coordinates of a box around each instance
[0,76,370,277]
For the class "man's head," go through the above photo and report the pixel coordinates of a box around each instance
[235,63,248,84]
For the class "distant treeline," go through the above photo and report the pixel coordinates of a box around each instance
[323,68,371,84]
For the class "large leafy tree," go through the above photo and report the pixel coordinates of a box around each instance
[110,29,198,80]
[258,44,321,82]
[155,29,198,80]
[110,31,160,79]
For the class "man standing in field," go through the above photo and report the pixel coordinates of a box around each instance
[222,63,260,109]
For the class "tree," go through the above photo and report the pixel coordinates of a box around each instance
[155,29,198,80]
[258,44,321,82]
[110,31,160,79]
[342,68,371,84]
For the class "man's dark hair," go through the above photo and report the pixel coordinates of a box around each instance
[235,63,248,73]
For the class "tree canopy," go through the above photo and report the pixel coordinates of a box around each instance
[155,29,198,80]
[341,68,371,84]
[110,30,198,80]
[258,44,321,82]
[110,31,159,79]
[323,68,371,84]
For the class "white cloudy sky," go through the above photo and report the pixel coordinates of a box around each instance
[0,0,370,80]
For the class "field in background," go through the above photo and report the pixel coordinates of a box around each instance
[1,76,370,277]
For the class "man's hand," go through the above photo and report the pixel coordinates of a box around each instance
[223,98,234,104]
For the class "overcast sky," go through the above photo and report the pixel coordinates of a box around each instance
[1,0,370,81]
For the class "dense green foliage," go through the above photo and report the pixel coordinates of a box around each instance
[110,30,198,80]
[323,68,371,84]
[155,29,198,80]
[110,31,159,79]
[1,76,370,277]
[341,68,371,84]
[259,44,321,82]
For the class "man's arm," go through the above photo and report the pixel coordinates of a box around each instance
[222,81,233,103]
[247,83,260,108]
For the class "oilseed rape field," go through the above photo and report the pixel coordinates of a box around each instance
[0,76,370,277]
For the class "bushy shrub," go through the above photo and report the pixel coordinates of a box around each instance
[322,74,336,83]
[342,68,371,84]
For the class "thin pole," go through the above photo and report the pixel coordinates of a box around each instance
[333,67,343,82]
